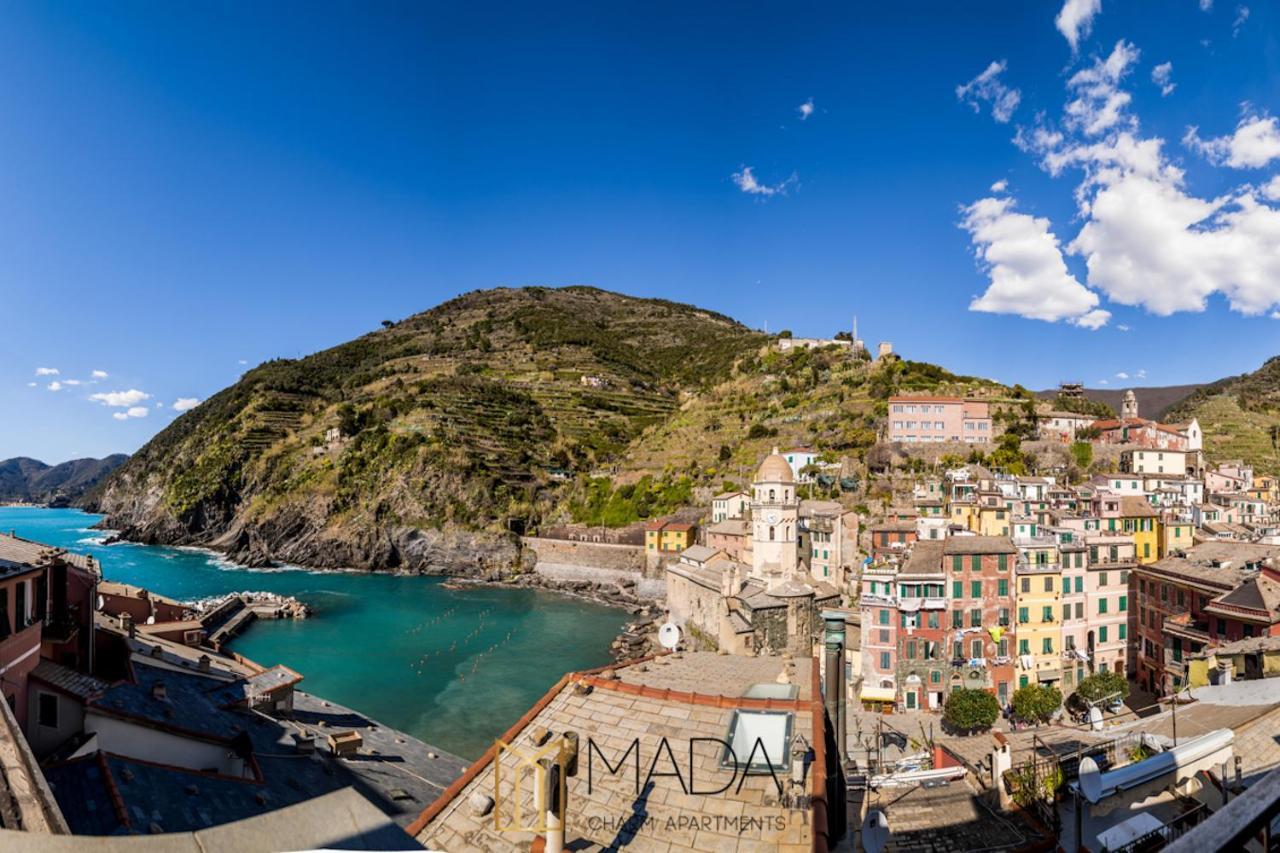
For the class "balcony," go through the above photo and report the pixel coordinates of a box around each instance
[1162,613,1210,644]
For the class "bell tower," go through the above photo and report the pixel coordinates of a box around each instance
[1121,389,1138,420]
[750,448,798,582]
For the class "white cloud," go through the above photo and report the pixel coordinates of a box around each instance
[1116,371,1129,379]
[91,370,108,380]
[1097,379,1110,385]
[1056,0,1102,51]
[960,195,1109,328]
[1262,176,1280,201]
[1151,62,1175,97]
[172,397,201,412]
[1185,114,1280,168]
[1136,368,1147,379]
[1116,323,1131,331]
[26,382,36,387]
[990,179,1009,193]
[112,406,149,421]
[237,359,248,365]
[1233,5,1250,36]
[90,389,151,408]
[1064,41,1140,137]
[956,61,1022,124]
[1200,0,1213,9]
[731,166,796,197]
[46,381,63,392]
[34,367,59,376]
[797,98,814,120]
[62,379,81,386]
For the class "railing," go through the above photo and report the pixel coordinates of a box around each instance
[1110,802,1208,853]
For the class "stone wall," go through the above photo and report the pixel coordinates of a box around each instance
[532,561,665,600]
[521,537,646,572]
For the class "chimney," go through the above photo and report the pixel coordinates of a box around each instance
[198,654,211,673]
[822,610,848,763]
[121,612,135,638]
[152,681,167,701]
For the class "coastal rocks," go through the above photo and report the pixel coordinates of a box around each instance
[187,591,311,620]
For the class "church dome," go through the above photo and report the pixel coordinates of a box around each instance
[755,448,795,484]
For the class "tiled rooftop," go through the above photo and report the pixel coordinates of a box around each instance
[412,653,827,852]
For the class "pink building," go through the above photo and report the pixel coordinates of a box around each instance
[887,396,992,444]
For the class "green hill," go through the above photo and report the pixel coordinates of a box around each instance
[1165,357,1280,475]
[91,287,767,572]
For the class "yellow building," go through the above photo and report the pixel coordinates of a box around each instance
[1250,475,1279,505]
[1188,635,1280,688]
[949,500,978,533]
[1119,497,1160,564]
[1014,555,1063,690]
[1157,518,1193,559]
[645,520,696,553]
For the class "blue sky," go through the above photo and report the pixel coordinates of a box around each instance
[1,1,1278,462]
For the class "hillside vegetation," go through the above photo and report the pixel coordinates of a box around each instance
[1165,357,1280,474]
[92,287,767,572]
[0,456,127,505]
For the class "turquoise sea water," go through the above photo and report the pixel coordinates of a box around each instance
[0,507,626,759]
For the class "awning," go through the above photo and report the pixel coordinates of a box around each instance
[860,686,896,702]
[1037,669,1062,683]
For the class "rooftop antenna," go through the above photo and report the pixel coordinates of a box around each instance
[853,314,858,344]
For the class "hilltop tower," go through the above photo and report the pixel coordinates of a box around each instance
[1121,389,1139,420]
[750,448,798,583]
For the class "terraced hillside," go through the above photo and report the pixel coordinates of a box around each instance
[1165,356,1280,475]
[91,287,767,573]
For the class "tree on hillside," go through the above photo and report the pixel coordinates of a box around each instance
[943,688,1000,734]
[1012,683,1062,724]
[1074,671,1129,705]
[1069,441,1093,471]
[989,433,1029,475]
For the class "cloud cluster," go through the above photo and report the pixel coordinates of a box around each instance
[956,61,1022,124]
[959,20,1280,326]
[35,367,59,376]
[90,389,151,408]
[731,166,796,197]
[1055,0,1102,52]
[112,407,149,421]
[960,195,1110,328]
[1185,114,1280,168]
[1151,62,1175,97]
[172,398,201,412]
[797,98,814,121]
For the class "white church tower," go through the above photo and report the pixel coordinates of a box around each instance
[1121,389,1139,420]
[750,448,799,582]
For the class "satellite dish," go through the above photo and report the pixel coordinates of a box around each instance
[861,809,890,853]
[1088,705,1103,731]
[658,622,682,651]
[1078,756,1102,803]
[146,615,156,625]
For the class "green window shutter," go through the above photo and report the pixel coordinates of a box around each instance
[1119,595,1128,612]
[998,579,1008,596]
[1119,624,1127,640]
[952,555,963,572]
[953,580,962,598]
[971,581,981,598]
[998,553,1008,571]
[1099,598,1108,614]
[1099,626,1108,643]
[1018,607,1028,624]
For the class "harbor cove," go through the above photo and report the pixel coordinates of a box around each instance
[0,506,627,760]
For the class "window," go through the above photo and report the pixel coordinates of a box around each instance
[953,580,962,599]
[1021,578,1030,593]
[906,640,916,660]
[37,692,57,728]
[1099,626,1108,643]
[953,641,963,660]
[998,553,1008,571]
[998,608,1010,626]
[1075,602,1083,619]
[1019,639,1030,655]
[1042,606,1053,622]
[931,670,941,684]
[1075,576,1083,593]
[879,609,889,626]
[1099,598,1108,615]
[997,579,1008,596]
[1042,637,1054,654]
[952,610,963,628]
[971,555,981,571]
[1043,577,1053,592]
[1063,604,1071,621]
[1099,571,1108,587]
[1119,624,1127,640]
[880,652,891,670]
[971,581,982,598]
[998,638,1009,657]
[1018,607,1029,624]
[1119,595,1127,612]
[952,555,963,572]
[927,612,939,629]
